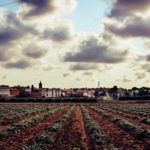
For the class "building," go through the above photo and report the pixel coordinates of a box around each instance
[39,81,42,89]
[31,89,42,98]
[41,88,49,98]
[47,88,62,98]
[0,85,10,98]
[25,86,31,95]
[10,87,20,97]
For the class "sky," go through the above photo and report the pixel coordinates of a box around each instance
[0,0,149,88]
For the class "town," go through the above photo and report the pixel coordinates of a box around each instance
[0,81,150,100]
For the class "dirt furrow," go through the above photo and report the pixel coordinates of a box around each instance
[0,107,69,150]
[0,110,50,131]
[97,106,150,130]
[86,106,147,150]
[51,105,92,150]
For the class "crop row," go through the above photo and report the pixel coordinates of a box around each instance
[22,106,76,150]
[90,106,150,140]
[97,103,150,117]
[96,106,150,125]
[0,106,64,139]
[0,104,58,124]
[81,106,118,149]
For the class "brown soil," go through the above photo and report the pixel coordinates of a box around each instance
[85,106,147,150]
[97,106,150,130]
[0,107,69,150]
[51,105,93,150]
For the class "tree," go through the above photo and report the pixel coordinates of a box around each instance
[109,86,118,99]
[17,90,31,98]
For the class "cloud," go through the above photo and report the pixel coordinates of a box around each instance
[63,73,70,77]
[3,60,33,69]
[19,0,57,17]
[19,0,77,18]
[76,78,81,81]
[83,72,93,76]
[109,0,150,19]
[43,65,53,71]
[0,12,38,44]
[64,35,128,63]
[1,75,7,80]
[23,45,47,59]
[0,48,12,62]
[141,64,150,72]
[69,63,98,71]
[135,73,146,80]
[0,28,22,44]
[144,41,150,50]
[42,22,74,43]
[123,76,132,83]
[146,54,150,61]
[105,17,150,38]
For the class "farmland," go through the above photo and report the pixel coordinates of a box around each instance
[0,101,150,150]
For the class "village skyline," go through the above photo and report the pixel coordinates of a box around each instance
[0,81,149,100]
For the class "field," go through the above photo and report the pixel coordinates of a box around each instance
[0,101,150,150]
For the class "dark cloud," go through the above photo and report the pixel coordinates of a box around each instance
[109,0,150,18]
[19,0,77,18]
[0,13,23,44]
[69,63,98,71]
[3,60,33,69]
[105,17,150,38]
[19,0,57,17]
[0,13,38,44]
[42,25,73,43]
[23,45,47,58]
[0,28,22,44]
[64,35,128,63]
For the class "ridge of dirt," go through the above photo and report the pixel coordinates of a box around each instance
[0,107,69,150]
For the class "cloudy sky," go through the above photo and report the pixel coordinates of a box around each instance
[0,0,149,88]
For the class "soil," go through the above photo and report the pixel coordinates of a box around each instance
[0,110,50,131]
[97,106,150,130]
[50,105,93,150]
[85,106,148,150]
[0,107,69,150]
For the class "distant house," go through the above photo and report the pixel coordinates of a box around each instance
[83,89,95,98]
[31,89,42,98]
[0,85,10,98]
[25,87,31,95]
[41,88,49,98]
[10,87,20,97]
[47,88,62,98]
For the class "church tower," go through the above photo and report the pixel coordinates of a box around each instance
[39,81,42,89]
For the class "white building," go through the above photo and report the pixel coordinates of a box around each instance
[83,90,95,98]
[40,88,62,98]
[25,87,31,94]
[41,88,48,98]
[0,85,10,97]
[47,88,62,98]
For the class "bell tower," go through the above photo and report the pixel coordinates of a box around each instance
[39,81,42,89]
